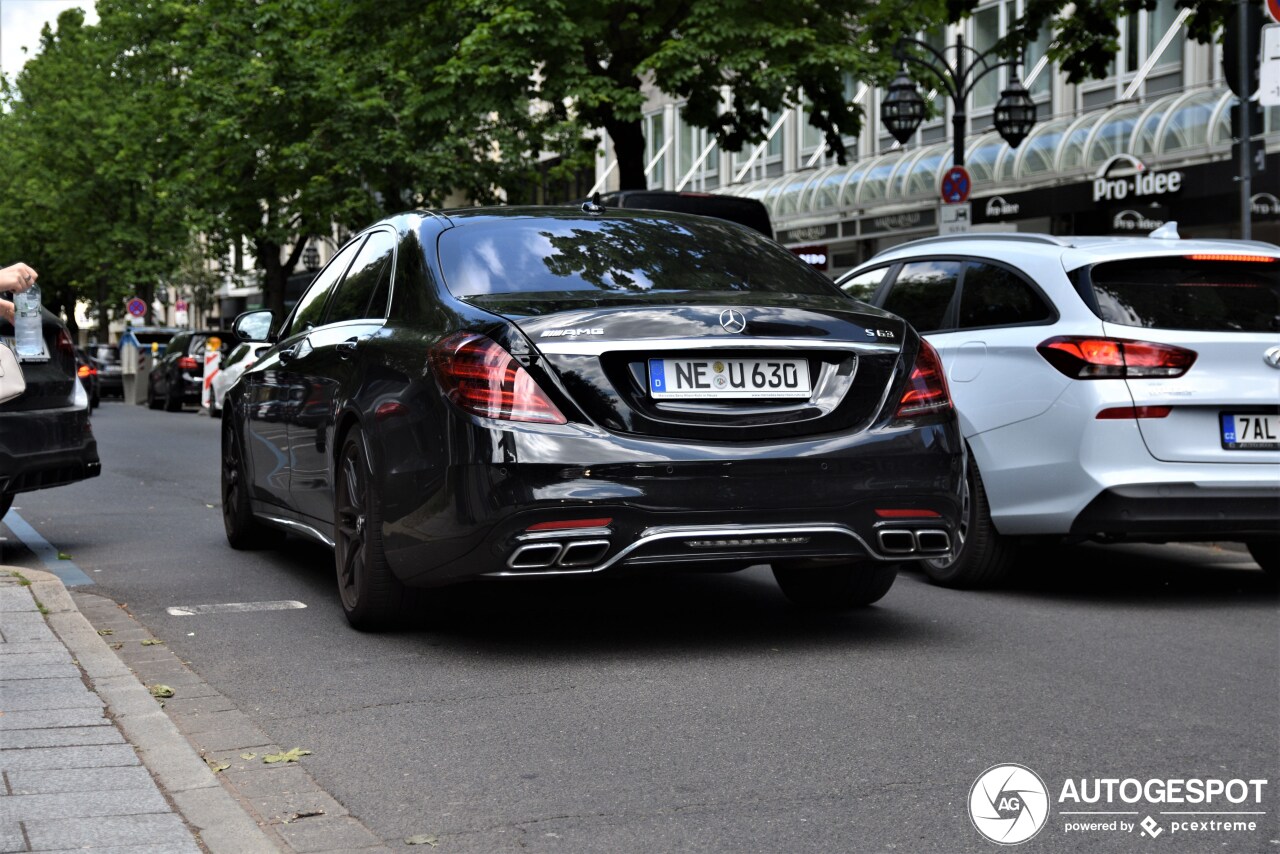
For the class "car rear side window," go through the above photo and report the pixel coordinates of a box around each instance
[1086,257,1280,332]
[881,260,961,333]
[437,216,838,298]
[325,230,395,323]
[958,263,1053,329]
[839,266,891,303]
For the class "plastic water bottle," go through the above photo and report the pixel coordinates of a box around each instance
[14,282,43,358]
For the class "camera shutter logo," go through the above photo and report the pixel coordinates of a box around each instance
[969,764,1050,845]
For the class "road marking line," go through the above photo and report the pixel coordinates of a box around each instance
[166,600,307,616]
[2,511,94,587]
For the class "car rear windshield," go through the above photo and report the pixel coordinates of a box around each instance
[437,216,837,299]
[1083,257,1279,332]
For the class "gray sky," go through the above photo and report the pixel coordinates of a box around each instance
[1,0,98,83]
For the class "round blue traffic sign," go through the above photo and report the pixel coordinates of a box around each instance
[126,297,146,318]
[941,166,972,204]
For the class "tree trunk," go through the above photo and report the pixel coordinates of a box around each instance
[606,117,648,192]
[256,239,289,320]
[97,279,110,343]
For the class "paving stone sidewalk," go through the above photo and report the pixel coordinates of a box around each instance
[0,567,277,853]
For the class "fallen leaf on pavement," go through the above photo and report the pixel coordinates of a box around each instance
[97,629,113,636]
[405,836,439,847]
[110,643,123,650]
[240,753,257,760]
[149,684,175,698]
[284,809,325,823]
[204,757,230,773]
[141,639,163,646]
[263,748,312,764]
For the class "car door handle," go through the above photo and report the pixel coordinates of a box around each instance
[336,338,360,359]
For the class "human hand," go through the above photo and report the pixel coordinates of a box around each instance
[0,299,14,324]
[0,262,38,293]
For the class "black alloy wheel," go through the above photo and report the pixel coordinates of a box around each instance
[221,421,281,550]
[921,452,1016,588]
[771,560,899,609]
[335,429,405,631]
[146,377,162,410]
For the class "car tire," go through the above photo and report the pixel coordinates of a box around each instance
[335,428,406,631]
[921,454,1016,588]
[772,561,899,610]
[221,421,282,550]
[147,380,163,410]
[0,492,13,520]
[164,378,183,412]
[1246,539,1278,576]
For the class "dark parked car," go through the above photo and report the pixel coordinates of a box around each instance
[74,347,101,409]
[0,308,101,519]
[89,344,123,398]
[147,329,225,411]
[222,207,963,629]
[595,190,773,237]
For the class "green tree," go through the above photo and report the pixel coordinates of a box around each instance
[448,0,1245,192]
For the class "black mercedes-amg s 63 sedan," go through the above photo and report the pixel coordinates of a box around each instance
[221,206,963,629]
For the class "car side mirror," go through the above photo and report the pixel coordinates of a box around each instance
[234,310,277,343]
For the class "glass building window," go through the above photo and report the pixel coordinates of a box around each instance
[677,110,719,191]
[644,112,667,189]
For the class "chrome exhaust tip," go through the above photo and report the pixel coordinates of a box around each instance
[508,542,562,569]
[557,540,610,568]
[877,529,916,554]
[915,530,951,552]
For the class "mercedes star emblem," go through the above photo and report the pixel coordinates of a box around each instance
[719,309,747,334]
[1266,346,1280,370]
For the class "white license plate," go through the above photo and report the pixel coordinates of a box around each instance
[648,357,811,399]
[1221,413,1280,450]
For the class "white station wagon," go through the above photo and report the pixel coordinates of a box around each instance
[837,226,1279,586]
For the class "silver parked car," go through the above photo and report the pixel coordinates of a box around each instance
[837,226,1279,586]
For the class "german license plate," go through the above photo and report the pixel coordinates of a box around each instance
[648,357,811,399]
[1221,413,1280,450]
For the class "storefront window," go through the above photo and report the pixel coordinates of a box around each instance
[1147,0,1184,66]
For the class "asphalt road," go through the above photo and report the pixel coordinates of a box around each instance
[3,400,1277,853]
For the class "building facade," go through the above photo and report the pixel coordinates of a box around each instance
[592,0,1279,278]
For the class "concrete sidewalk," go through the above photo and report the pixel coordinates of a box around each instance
[0,567,278,853]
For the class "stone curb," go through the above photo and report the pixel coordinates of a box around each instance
[14,567,280,853]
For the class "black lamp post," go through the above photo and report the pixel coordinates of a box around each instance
[880,35,1037,167]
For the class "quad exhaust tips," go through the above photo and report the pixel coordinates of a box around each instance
[508,540,611,570]
[876,528,951,555]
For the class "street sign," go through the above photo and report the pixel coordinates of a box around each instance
[940,166,972,204]
[1262,25,1280,106]
[1224,3,1264,97]
[939,202,972,234]
[126,297,146,318]
[1268,0,1280,25]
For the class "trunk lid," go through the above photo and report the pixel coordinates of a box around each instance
[1084,254,1280,464]
[476,293,909,441]
[1,310,79,412]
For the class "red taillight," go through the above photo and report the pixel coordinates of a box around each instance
[894,339,951,419]
[1184,254,1276,263]
[55,329,74,354]
[1037,336,1196,379]
[178,356,200,370]
[1096,406,1173,419]
[526,518,613,531]
[430,332,566,424]
[77,365,97,378]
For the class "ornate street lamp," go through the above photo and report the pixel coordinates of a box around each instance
[993,77,1037,148]
[302,244,321,273]
[880,35,1037,167]
[881,67,928,146]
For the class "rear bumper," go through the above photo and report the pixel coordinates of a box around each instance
[0,406,101,496]
[1070,483,1280,541]
[379,418,964,587]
